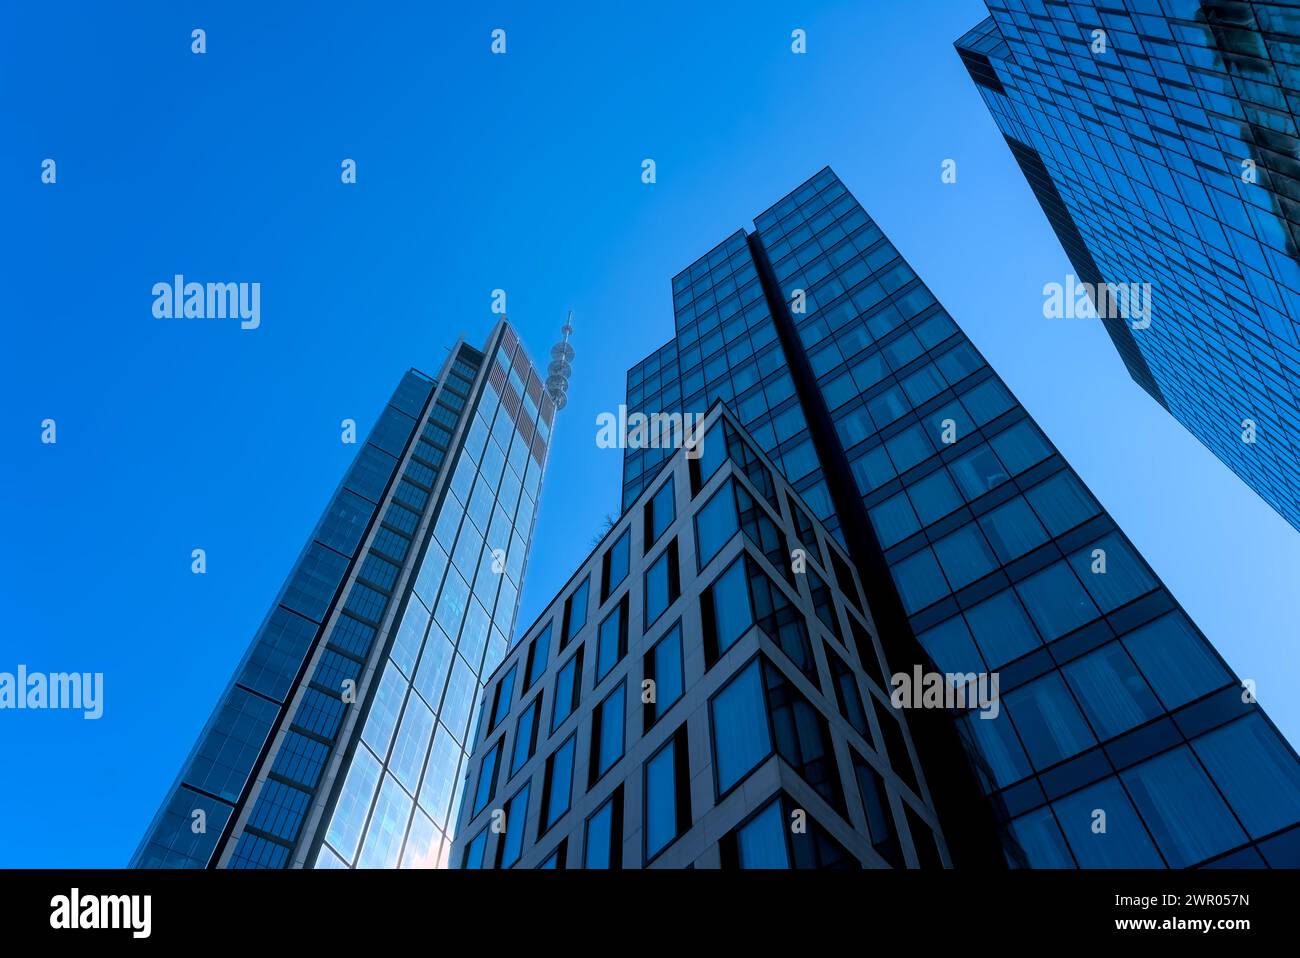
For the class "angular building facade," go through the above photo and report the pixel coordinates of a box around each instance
[133,320,555,869]
[452,403,951,868]
[955,3,1300,531]
[456,168,1299,868]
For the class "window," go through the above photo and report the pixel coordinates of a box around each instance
[988,420,1051,474]
[595,597,628,682]
[721,793,857,869]
[853,754,903,866]
[1067,533,1155,612]
[828,649,870,738]
[978,496,1049,562]
[1052,777,1164,867]
[643,727,690,861]
[1024,469,1098,535]
[931,523,998,590]
[891,547,947,614]
[1121,612,1228,709]
[869,493,920,549]
[489,664,517,732]
[601,528,631,602]
[538,841,566,869]
[903,804,945,868]
[907,467,962,525]
[590,681,626,784]
[691,419,727,493]
[471,740,502,818]
[496,782,531,869]
[539,735,576,834]
[644,539,680,628]
[523,623,551,691]
[1003,672,1095,770]
[1120,746,1246,868]
[1193,714,1300,839]
[963,588,1040,667]
[560,576,590,649]
[462,827,489,869]
[702,556,753,662]
[695,481,740,569]
[645,475,675,550]
[583,789,624,869]
[731,798,788,867]
[551,648,583,732]
[1015,561,1099,639]
[949,443,1009,500]
[765,662,844,812]
[644,622,684,727]
[710,660,772,795]
[510,696,541,775]
[1062,642,1161,739]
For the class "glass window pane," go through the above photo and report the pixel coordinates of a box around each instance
[931,523,998,590]
[652,624,684,719]
[869,492,920,548]
[1004,672,1096,770]
[891,547,948,614]
[736,799,789,868]
[710,661,772,794]
[1062,642,1161,739]
[644,740,678,859]
[1121,612,1229,710]
[1052,778,1163,868]
[584,795,616,868]
[1121,746,1247,868]
[963,589,1041,667]
[1192,714,1300,839]
[695,482,740,569]
[1014,561,1099,640]
[544,736,576,829]
[978,496,1049,562]
[1024,470,1099,536]
[1067,534,1156,612]
[710,557,754,653]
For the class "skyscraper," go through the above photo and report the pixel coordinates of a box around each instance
[457,168,1299,868]
[451,403,952,868]
[955,3,1300,532]
[132,320,557,869]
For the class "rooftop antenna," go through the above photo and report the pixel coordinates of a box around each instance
[546,312,575,411]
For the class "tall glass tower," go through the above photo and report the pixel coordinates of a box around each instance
[955,3,1300,532]
[618,168,1300,867]
[132,320,557,869]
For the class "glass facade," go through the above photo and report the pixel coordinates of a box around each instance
[132,321,555,869]
[957,3,1300,531]
[451,404,949,869]
[616,167,1300,867]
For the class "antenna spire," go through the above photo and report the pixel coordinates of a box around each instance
[546,311,575,411]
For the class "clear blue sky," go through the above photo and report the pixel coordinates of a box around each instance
[3,1,1297,867]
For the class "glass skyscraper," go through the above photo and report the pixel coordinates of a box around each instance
[452,403,953,868]
[956,2,1300,532]
[132,321,556,869]
[610,167,1300,867]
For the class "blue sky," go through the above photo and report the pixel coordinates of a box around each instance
[3,1,1298,867]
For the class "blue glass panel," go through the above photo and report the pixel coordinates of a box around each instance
[1121,612,1229,710]
[1062,642,1161,739]
[1052,778,1163,868]
[644,740,678,858]
[736,799,789,868]
[1121,746,1247,868]
[1004,672,1096,770]
[1193,715,1300,839]
[710,661,772,794]
[1014,561,1099,640]
[711,558,753,653]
